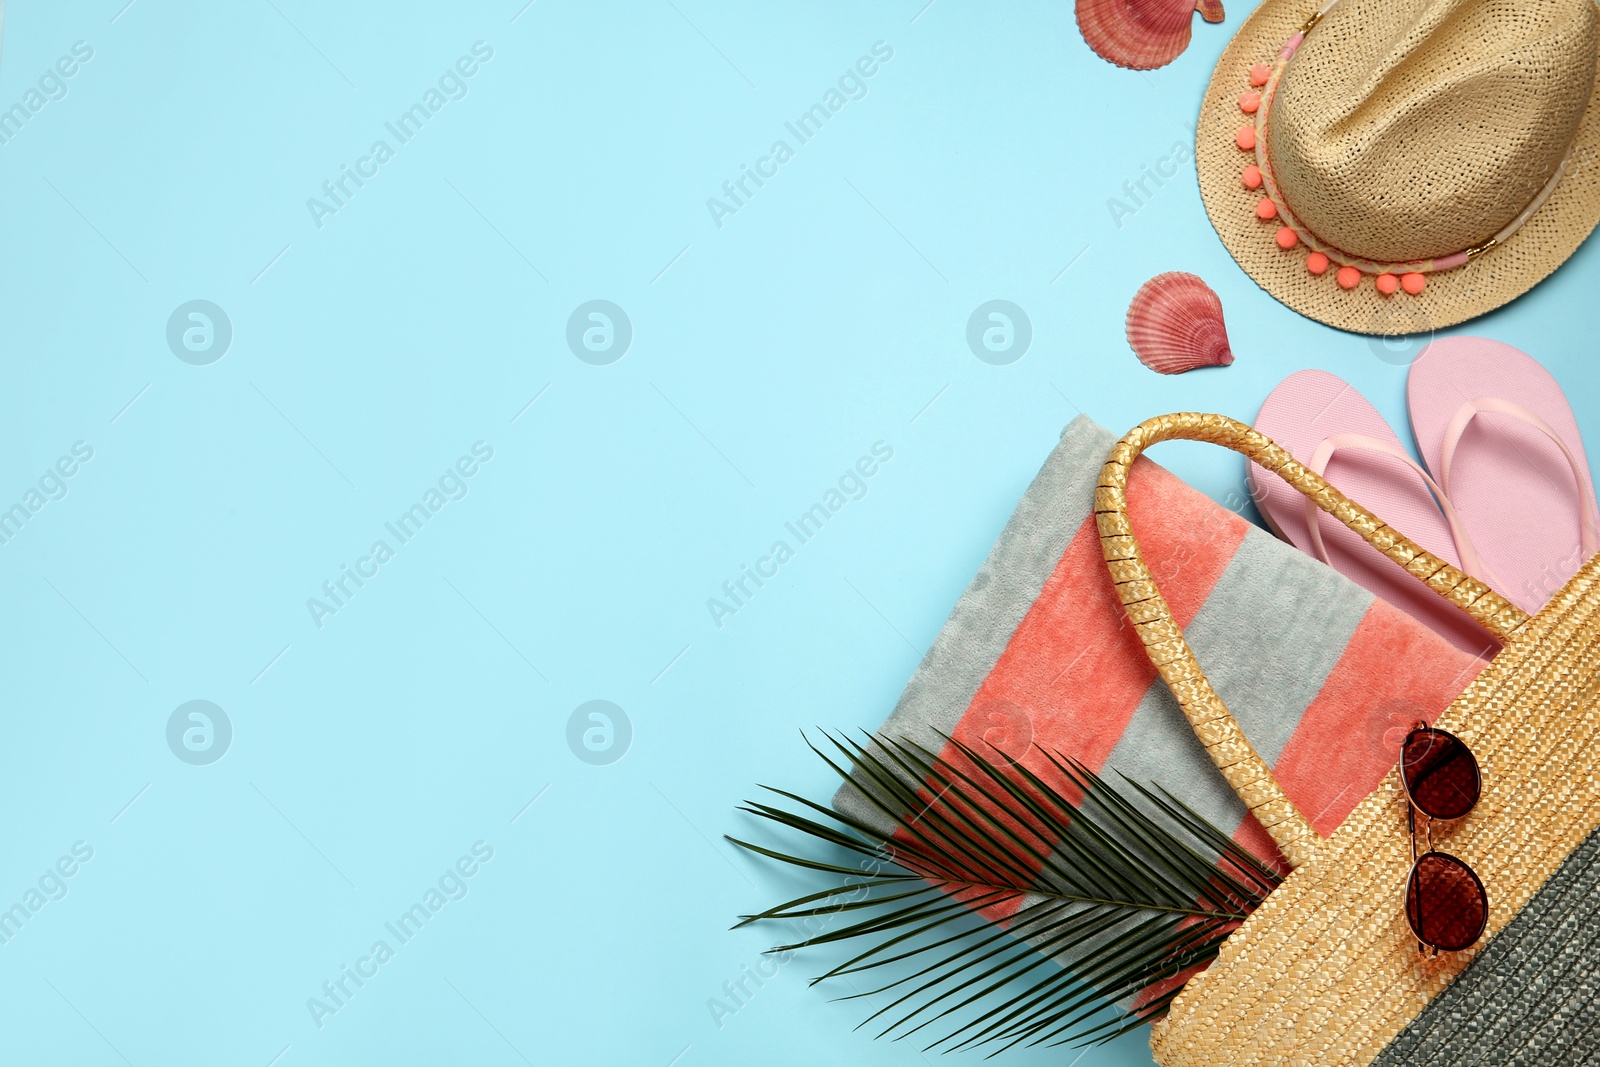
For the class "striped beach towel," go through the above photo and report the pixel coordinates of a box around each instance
[835,415,1487,983]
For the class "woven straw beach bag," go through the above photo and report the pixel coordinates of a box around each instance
[1098,413,1600,1066]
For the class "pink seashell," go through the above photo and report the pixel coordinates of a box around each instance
[1126,272,1235,374]
[1077,0,1224,71]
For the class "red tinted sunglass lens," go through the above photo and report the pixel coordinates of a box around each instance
[1406,851,1488,952]
[1401,727,1480,820]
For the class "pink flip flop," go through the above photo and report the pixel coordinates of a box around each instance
[1250,369,1496,656]
[1409,337,1600,614]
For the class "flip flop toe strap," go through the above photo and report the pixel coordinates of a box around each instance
[1305,433,1499,588]
[1440,396,1600,559]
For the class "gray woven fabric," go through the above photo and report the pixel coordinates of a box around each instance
[1373,826,1600,1066]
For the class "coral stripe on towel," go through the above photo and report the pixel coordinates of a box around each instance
[929,458,1249,920]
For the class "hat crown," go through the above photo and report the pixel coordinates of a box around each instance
[1268,0,1598,263]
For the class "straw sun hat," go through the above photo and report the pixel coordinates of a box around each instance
[1197,0,1600,335]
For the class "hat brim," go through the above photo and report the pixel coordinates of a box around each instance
[1196,0,1600,335]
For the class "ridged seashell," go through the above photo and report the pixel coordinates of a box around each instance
[1126,272,1235,374]
[1076,0,1224,71]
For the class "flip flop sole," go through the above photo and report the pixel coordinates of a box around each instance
[1408,337,1599,614]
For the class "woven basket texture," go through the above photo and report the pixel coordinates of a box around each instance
[1096,413,1600,1065]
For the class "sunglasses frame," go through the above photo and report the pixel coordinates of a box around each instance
[1399,722,1488,954]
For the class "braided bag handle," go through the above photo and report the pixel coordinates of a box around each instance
[1098,413,1531,869]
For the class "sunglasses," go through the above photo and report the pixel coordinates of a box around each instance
[1399,722,1488,954]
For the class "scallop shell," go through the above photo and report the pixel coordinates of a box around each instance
[1126,272,1235,374]
[1076,0,1224,71]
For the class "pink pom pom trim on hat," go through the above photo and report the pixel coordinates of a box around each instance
[1230,0,1572,297]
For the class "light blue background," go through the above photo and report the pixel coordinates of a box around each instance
[1,1,1594,1064]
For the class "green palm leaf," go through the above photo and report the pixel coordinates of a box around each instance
[728,732,1282,1053]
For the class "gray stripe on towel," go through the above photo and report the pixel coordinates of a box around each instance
[1103,525,1375,838]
